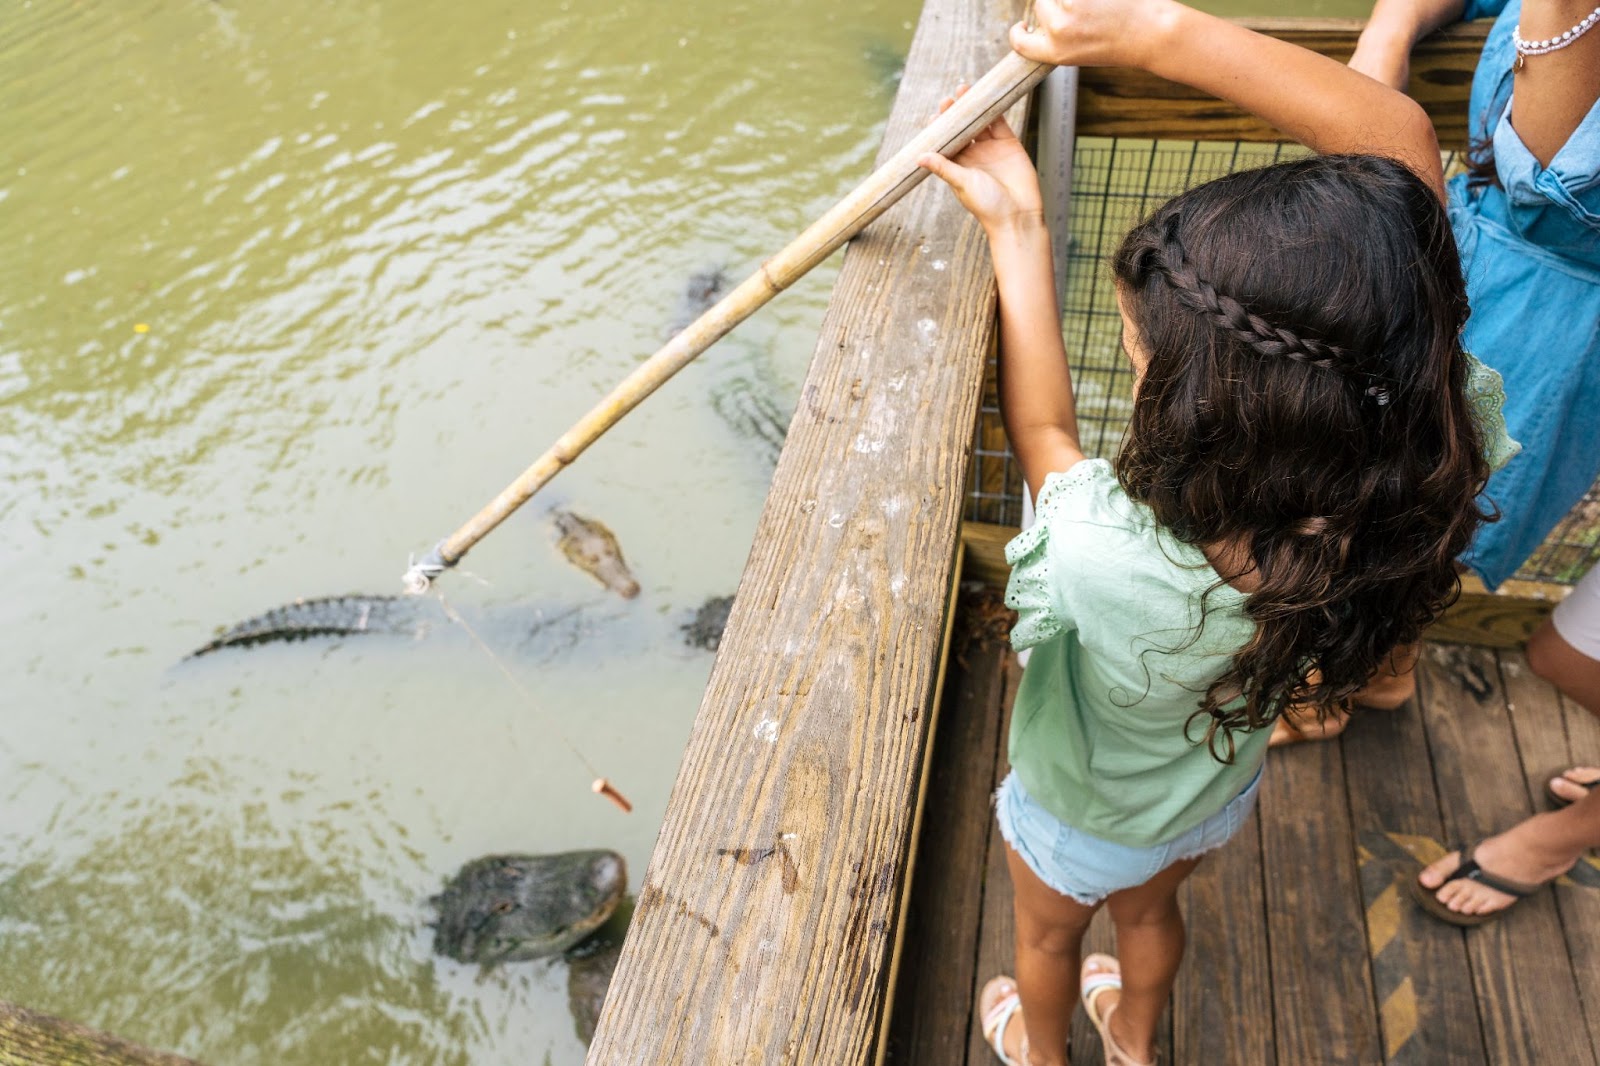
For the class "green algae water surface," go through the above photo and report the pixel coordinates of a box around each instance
[1,0,1372,1062]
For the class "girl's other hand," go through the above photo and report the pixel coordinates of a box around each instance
[917,88,1044,235]
[1008,0,1180,69]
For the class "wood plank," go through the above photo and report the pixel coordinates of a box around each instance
[583,0,1032,1058]
[1173,810,1276,1065]
[1415,644,1597,1066]
[1259,741,1383,1064]
[1340,681,1488,1066]
[1075,19,1488,148]
[1497,650,1600,1057]
[968,656,1023,1065]
[1426,576,1566,649]
[961,522,1014,591]
[963,522,1567,649]
[883,594,1010,1066]
[0,1002,203,1066]
[1557,684,1600,1057]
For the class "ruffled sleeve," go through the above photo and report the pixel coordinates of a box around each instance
[1002,460,1111,650]
[1465,351,1521,473]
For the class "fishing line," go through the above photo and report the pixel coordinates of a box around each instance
[431,588,632,813]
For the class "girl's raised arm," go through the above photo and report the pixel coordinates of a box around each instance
[1011,0,1447,199]
[918,108,1085,499]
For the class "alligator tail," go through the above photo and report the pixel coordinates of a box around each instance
[188,595,434,657]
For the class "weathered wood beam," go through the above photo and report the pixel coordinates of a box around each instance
[961,522,1567,649]
[583,0,1031,1061]
[0,1002,201,1066]
[1076,18,1488,148]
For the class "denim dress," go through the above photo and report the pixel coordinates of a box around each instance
[1452,0,1600,589]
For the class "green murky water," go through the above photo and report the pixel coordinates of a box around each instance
[1,0,1368,1062]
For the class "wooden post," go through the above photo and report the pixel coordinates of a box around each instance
[0,1002,202,1066]
[582,0,1031,1061]
[1033,66,1078,305]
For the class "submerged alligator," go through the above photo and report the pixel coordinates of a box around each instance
[565,910,626,1044]
[710,375,791,469]
[666,267,727,337]
[185,591,729,658]
[681,594,734,652]
[430,849,627,970]
[553,509,640,599]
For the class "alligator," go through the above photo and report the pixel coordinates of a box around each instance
[710,375,791,469]
[429,849,627,971]
[186,591,727,658]
[553,510,640,599]
[666,267,727,337]
[564,900,630,1044]
[681,594,734,652]
[187,594,438,656]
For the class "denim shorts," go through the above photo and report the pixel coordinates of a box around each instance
[995,768,1263,906]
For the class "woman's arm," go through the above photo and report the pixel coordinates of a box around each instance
[1011,0,1447,199]
[918,110,1084,499]
[1349,0,1469,88]
[1511,0,1600,165]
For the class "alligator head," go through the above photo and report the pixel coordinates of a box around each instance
[430,850,627,969]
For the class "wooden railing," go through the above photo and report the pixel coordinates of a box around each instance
[584,0,1032,1061]
[587,13,1495,1065]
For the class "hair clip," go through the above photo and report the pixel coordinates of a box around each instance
[1364,384,1392,407]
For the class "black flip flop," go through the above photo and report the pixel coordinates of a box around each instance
[1543,768,1600,809]
[1409,841,1542,927]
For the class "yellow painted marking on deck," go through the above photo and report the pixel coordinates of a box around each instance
[1381,976,1419,1060]
[1366,881,1401,958]
[1386,832,1448,866]
[1556,854,1600,890]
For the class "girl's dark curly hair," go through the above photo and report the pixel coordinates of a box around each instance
[1112,154,1490,759]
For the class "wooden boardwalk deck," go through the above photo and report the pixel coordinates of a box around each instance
[886,590,1600,1066]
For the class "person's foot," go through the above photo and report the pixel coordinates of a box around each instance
[1550,766,1600,805]
[1081,955,1153,1066]
[1268,704,1349,747]
[1417,816,1580,917]
[978,976,1030,1065]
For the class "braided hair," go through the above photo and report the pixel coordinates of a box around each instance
[1112,154,1489,759]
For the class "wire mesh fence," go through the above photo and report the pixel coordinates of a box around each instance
[964,136,1600,589]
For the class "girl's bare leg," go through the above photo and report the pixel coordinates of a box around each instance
[1003,841,1101,1066]
[1097,856,1203,1063]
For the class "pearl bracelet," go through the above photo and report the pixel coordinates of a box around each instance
[1513,3,1600,68]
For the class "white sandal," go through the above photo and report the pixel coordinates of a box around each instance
[979,975,1030,1066]
[1080,954,1155,1066]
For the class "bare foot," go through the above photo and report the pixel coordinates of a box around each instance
[1551,766,1600,805]
[1268,705,1349,747]
[1417,817,1580,917]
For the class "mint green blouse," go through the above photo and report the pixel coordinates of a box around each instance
[1002,356,1517,848]
[1004,459,1263,847]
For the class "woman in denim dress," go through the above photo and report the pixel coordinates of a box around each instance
[1347,0,1600,923]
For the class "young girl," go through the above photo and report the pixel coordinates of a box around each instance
[916,2,1506,1063]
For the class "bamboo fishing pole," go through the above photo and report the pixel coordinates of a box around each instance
[401,48,1053,594]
